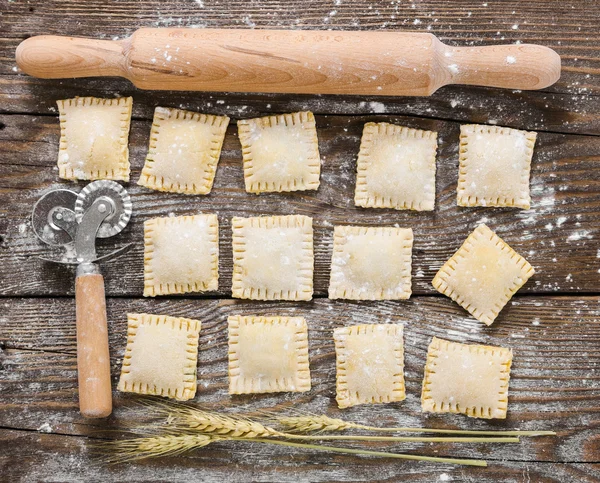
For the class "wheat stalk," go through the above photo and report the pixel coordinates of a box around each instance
[94,434,214,463]
[242,438,487,467]
[276,414,555,437]
[153,402,282,438]
[148,401,518,444]
[95,433,487,467]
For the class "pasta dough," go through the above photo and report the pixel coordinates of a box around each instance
[56,96,132,181]
[457,124,537,209]
[231,215,314,300]
[138,107,229,195]
[432,224,534,325]
[237,112,321,193]
[421,337,512,419]
[117,313,201,401]
[228,315,311,394]
[144,214,219,296]
[329,226,413,300]
[334,324,405,409]
[355,122,438,211]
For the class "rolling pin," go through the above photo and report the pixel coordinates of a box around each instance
[16,29,561,95]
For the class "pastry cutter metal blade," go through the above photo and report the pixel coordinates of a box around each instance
[31,180,133,418]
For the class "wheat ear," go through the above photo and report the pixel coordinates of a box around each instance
[154,403,518,444]
[94,434,214,463]
[95,433,487,467]
[277,415,555,437]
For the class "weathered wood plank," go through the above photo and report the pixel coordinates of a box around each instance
[2,0,599,480]
[1,429,599,483]
[1,296,599,466]
[1,113,598,297]
[1,0,599,98]
[2,74,600,136]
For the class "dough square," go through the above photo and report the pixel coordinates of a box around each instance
[237,111,321,193]
[231,215,314,301]
[432,224,534,325]
[457,124,537,209]
[334,324,405,409]
[138,107,230,195]
[355,122,438,211]
[227,315,311,394]
[421,337,512,419]
[56,96,132,181]
[144,214,219,297]
[329,225,413,300]
[117,313,201,401]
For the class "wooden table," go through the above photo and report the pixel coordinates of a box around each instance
[1,1,599,481]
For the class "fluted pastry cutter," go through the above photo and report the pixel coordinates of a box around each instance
[32,180,132,418]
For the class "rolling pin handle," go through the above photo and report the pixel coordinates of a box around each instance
[438,43,561,91]
[16,35,126,79]
[75,262,112,418]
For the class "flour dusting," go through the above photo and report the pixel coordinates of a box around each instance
[37,423,53,433]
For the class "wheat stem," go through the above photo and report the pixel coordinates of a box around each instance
[285,434,519,443]
[165,409,518,443]
[277,416,555,437]
[236,438,487,467]
[352,426,555,437]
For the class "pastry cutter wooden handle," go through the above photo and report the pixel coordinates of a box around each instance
[16,29,561,95]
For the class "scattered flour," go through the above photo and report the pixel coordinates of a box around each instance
[37,423,53,433]
[556,216,568,227]
[567,230,592,242]
[368,102,386,113]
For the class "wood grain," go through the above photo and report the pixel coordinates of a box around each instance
[1,429,599,483]
[15,30,561,94]
[1,113,598,297]
[1,296,599,472]
[1,0,599,96]
[2,0,600,481]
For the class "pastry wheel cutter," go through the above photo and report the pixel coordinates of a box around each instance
[32,180,132,418]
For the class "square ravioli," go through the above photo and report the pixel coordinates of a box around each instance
[138,107,230,195]
[237,111,321,193]
[334,324,405,409]
[355,122,438,211]
[432,224,534,325]
[144,214,219,296]
[421,337,512,419]
[227,315,311,394]
[457,124,537,209]
[117,313,201,401]
[231,215,314,300]
[329,226,413,300]
[56,96,132,181]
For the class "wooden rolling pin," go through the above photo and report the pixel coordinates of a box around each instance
[16,29,561,95]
